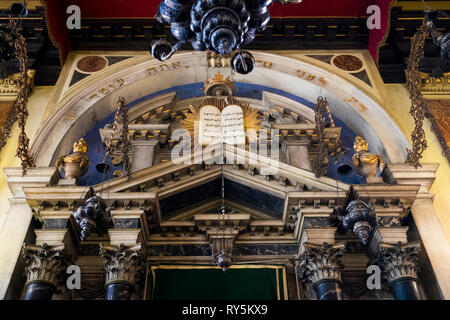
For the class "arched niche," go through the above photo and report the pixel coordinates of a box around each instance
[31,51,410,167]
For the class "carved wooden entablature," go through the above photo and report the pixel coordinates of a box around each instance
[11,151,437,300]
[22,151,423,246]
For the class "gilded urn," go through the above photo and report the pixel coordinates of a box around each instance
[56,138,90,179]
[352,136,384,179]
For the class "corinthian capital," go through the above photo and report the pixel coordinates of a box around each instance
[22,243,70,287]
[376,241,421,283]
[298,242,346,284]
[99,243,143,286]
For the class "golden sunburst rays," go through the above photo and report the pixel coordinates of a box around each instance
[181,97,262,146]
[181,104,200,138]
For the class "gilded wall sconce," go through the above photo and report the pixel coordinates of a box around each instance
[56,138,90,180]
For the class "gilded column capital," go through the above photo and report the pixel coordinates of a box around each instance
[376,241,421,283]
[298,242,346,285]
[99,243,144,287]
[22,243,71,287]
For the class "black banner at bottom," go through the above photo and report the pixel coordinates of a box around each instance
[1,300,448,319]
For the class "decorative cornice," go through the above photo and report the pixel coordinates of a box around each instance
[387,162,439,194]
[420,73,450,95]
[0,70,35,100]
[22,243,71,287]
[3,167,59,198]
[99,243,143,287]
[297,242,346,285]
[376,241,421,283]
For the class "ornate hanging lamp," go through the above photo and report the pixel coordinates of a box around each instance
[215,165,233,272]
[343,200,377,245]
[338,186,377,245]
[10,2,28,17]
[96,97,132,179]
[73,187,112,241]
[150,0,296,75]
[425,10,450,61]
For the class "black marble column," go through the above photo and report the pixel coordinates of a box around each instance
[313,279,344,300]
[105,282,133,300]
[298,242,346,300]
[390,277,424,300]
[377,242,425,300]
[24,281,55,300]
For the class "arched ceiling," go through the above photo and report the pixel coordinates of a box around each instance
[31,51,410,171]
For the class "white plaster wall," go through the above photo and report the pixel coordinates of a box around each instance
[0,87,54,298]
[0,87,54,227]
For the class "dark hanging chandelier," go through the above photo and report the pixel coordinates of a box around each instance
[425,10,450,62]
[150,0,290,74]
[216,165,232,272]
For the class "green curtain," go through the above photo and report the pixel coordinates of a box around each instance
[148,265,288,300]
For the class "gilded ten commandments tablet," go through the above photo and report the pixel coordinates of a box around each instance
[199,104,245,145]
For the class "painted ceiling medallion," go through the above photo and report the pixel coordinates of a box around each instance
[332,55,363,72]
[76,56,108,73]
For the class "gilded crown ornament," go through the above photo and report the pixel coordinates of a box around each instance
[56,138,90,180]
[352,136,384,181]
[73,138,88,153]
[203,72,235,96]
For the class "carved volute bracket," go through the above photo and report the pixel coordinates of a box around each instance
[375,241,421,283]
[297,242,346,285]
[210,236,235,258]
[22,243,71,288]
[99,243,144,287]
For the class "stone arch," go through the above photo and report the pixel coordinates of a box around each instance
[31,51,409,167]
